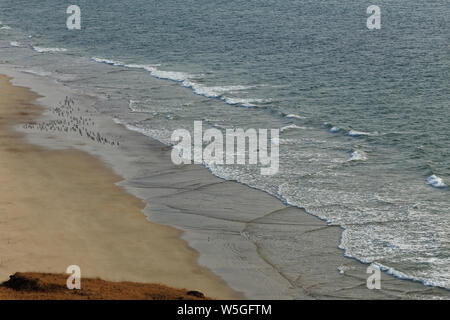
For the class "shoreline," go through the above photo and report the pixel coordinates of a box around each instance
[1,64,449,299]
[0,73,240,300]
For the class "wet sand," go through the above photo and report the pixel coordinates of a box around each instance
[0,74,240,299]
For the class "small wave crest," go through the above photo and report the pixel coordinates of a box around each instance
[91,57,124,66]
[32,46,67,53]
[182,81,262,107]
[145,66,190,82]
[330,126,340,133]
[92,56,190,81]
[284,114,305,120]
[181,81,252,97]
[223,97,269,107]
[348,150,368,161]
[348,130,377,137]
[426,175,447,188]
[280,124,306,132]
[323,122,341,133]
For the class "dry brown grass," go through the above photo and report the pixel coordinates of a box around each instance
[0,273,210,300]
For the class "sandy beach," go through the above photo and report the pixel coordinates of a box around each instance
[0,74,239,299]
[1,0,449,301]
[0,66,449,300]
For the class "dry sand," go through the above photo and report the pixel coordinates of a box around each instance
[0,75,240,299]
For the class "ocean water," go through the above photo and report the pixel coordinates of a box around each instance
[1,0,449,289]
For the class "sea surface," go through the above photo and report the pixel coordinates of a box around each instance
[0,0,449,289]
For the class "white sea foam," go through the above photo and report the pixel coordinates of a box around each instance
[124,63,159,69]
[223,97,268,107]
[348,130,375,137]
[372,262,441,288]
[183,80,270,108]
[92,57,189,80]
[183,79,269,108]
[91,57,124,66]
[330,126,340,133]
[92,56,190,81]
[182,80,254,98]
[285,114,305,120]
[280,124,305,132]
[144,66,190,81]
[426,175,447,188]
[348,150,368,161]
[0,25,12,30]
[9,41,20,47]
[32,46,67,53]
